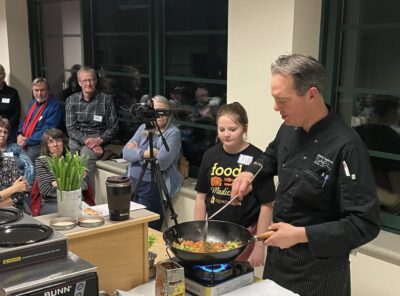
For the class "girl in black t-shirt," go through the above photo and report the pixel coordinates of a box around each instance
[194,102,275,266]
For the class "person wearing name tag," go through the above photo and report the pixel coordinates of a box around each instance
[231,54,380,296]
[66,66,118,190]
[194,102,275,266]
[0,119,31,210]
[17,77,64,162]
[0,117,34,187]
[0,64,21,144]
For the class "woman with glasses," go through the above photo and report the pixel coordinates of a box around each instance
[194,102,275,266]
[122,95,183,231]
[35,128,89,214]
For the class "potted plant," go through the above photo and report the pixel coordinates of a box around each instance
[47,150,88,219]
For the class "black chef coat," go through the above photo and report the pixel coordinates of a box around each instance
[248,111,380,296]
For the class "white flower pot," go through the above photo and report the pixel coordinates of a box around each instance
[57,189,82,219]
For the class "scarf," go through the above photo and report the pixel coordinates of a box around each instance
[21,100,48,138]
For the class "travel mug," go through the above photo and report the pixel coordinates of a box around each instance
[106,176,131,221]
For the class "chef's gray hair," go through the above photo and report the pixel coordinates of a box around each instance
[271,54,325,95]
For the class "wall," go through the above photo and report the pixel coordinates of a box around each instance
[227,0,321,149]
[0,0,32,114]
[351,252,400,296]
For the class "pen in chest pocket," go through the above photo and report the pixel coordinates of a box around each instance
[342,161,350,177]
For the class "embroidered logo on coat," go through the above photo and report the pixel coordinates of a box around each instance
[314,154,333,170]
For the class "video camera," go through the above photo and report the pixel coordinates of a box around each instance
[130,100,172,122]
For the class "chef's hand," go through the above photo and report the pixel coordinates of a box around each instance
[263,222,308,249]
[230,172,254,205]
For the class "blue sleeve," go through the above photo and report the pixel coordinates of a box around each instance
[122,124,146,163]
[26,99,63,146]
[156,127,182,171]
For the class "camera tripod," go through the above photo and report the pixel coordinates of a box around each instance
[131,121,179,227]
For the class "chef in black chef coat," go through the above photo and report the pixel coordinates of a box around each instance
[231,53,380,296]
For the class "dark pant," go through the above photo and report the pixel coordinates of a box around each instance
[131,178,164,230]
[263,244,350,296]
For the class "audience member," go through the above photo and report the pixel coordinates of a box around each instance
[65,66,119,189]
[194,102,275,266]
[122,95,183,230]
[0,117,34,186]
[112,65,143,143]
[355,95,400,212]
[17,77,64,162]
[60,64,82,101]
[0,64,21,143]
[0,152,30,209]
[193,86,210,114]
[35,128,89,215]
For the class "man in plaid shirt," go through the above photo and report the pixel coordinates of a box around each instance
[65,66,119,190]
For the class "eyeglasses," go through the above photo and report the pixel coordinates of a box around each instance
[47,139,63,145]
[79,79,96,85]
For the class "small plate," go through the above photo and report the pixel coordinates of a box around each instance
[78,216,105,228]
[49,217,77,231]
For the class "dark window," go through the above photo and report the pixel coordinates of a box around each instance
[322,0,400,234]
[28,0,228,177]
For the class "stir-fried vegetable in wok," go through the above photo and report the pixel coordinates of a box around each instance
[172,239,242,253]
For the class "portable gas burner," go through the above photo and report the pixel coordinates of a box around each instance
[176,259,254,296]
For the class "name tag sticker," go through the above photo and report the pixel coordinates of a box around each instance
[3,152,14,157]
[1,98,10,103]
[238,154,253,165]
[93,115,103,122]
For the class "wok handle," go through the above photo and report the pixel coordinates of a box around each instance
[253,230,275,241]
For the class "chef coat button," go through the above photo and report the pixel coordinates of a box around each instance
[314,139,318,143]
[303,156,307,160]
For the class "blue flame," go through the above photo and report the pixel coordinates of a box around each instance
[195,263,229,273]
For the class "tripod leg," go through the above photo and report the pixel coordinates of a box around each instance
[154,163,179,225]
[131,159,149,202]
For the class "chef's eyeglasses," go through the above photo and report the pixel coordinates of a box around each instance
[47,139,63,145]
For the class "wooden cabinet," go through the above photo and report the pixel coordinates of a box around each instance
[36,209,159,293]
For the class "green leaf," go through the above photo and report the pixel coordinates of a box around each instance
[47,149,88,192]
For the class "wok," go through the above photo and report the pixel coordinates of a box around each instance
[163,220,274,265]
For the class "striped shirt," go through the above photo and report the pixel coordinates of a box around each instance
[35,156,88,199]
